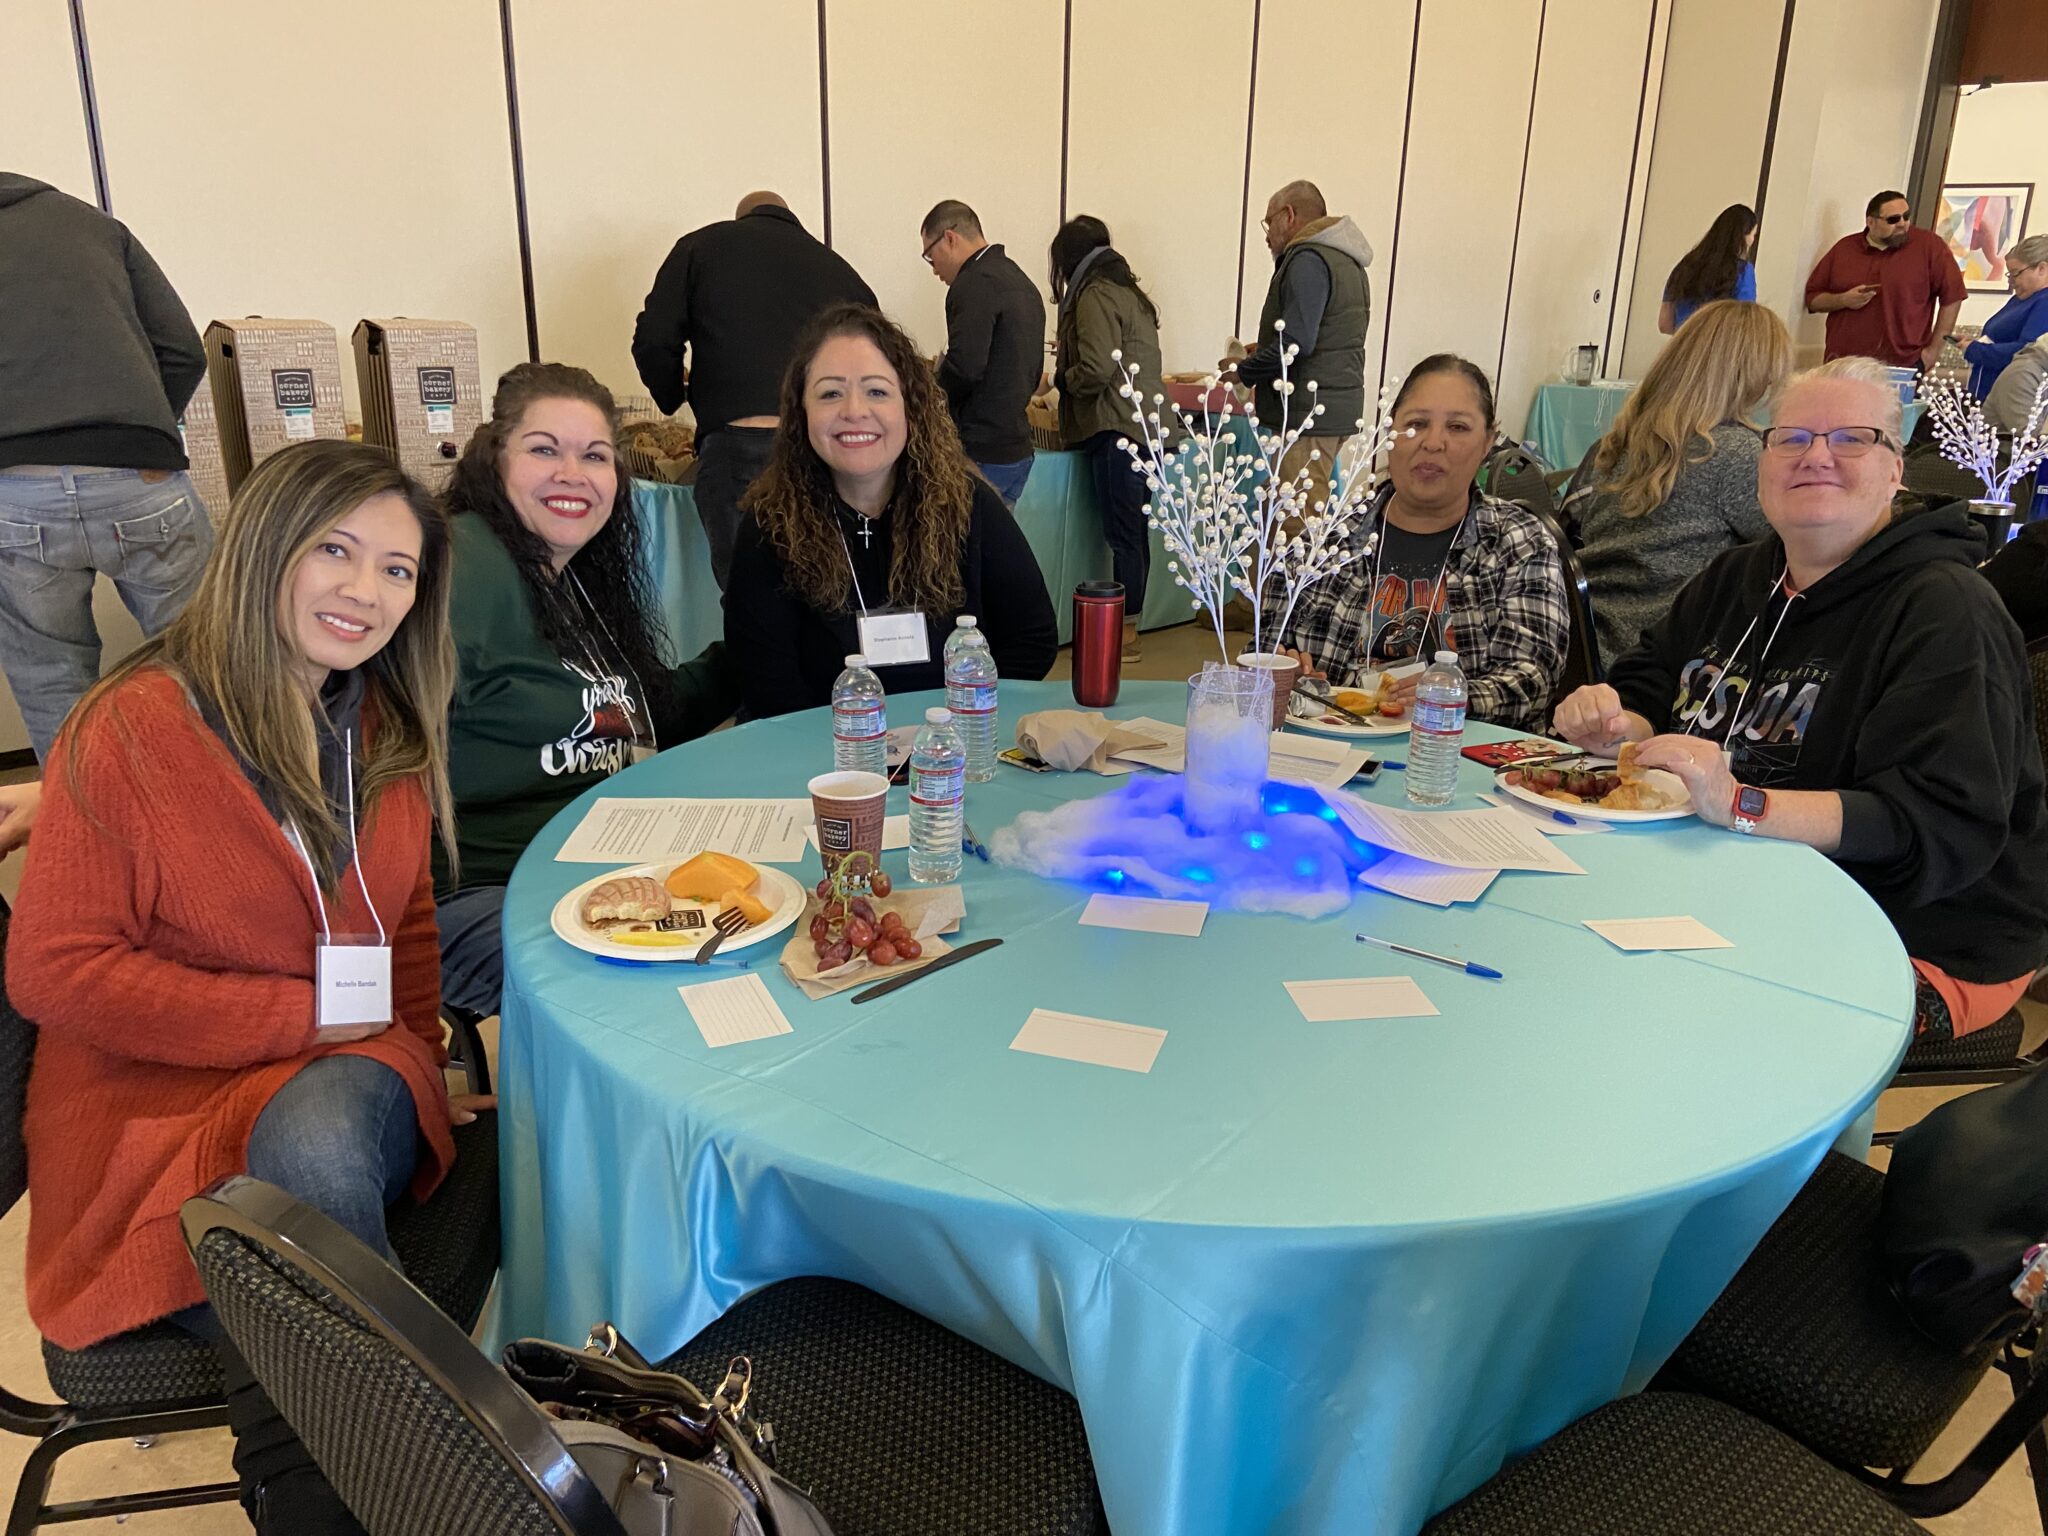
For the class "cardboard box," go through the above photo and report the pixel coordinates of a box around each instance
[176,381,232,526]
[353,319,483,489]
[203,319,347,490]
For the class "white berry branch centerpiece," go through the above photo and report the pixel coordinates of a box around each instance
[1923,376,2048,507]
[1110,320,1402,660]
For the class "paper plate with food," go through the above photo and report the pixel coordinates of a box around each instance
[551,850,806,961]
[1493,743,1694,823]
[1284,676,1413,738]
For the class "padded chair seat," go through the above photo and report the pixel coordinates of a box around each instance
[1422,1391,1926,1534]
[662,1276,1105,1536]
[1657,1152,1996,1470]
[1898,1009,2024,1074]
[45,1112,500,1411]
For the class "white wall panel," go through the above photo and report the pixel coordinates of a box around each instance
[1380,0,1542,390]
[826,0,1062,357]
[1498,0,1656,445]
[1066,0,1257,374]
[2,0,95,201]
[1618,0,1783,378]
[88,0,528,423]
[1946,81,2048,328]
[1757,0,1938,359]
[1238,0,1415,428]
[517,0,825,402]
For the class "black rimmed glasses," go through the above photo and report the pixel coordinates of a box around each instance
[1760,426,1899,457]
[921,232,946,266]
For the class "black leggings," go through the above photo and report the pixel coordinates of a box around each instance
[1085,429,1152,614]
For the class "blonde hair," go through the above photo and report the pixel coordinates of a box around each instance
[1586,301,1793,518]
[66,441,457,887]
[1779,356,1905,446]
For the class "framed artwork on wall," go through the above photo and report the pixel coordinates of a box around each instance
[1937,184,2035,291]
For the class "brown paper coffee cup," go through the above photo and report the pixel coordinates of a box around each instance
[808,770,889,877]
[1236,652,1301,731]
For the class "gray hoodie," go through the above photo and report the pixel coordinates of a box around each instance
[0,173,206,471]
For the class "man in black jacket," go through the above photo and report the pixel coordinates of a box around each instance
[633,192,875,588]
[0,172,214,761]
[920,201,1046,508]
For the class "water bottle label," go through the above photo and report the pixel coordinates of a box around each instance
[910,766,964,808]
[832,704,886,742]
[946,684,997,717]
[1413,702,1465,735]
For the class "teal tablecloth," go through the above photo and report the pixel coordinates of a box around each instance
[632,444,1204,657]
[1523,384,1928,480]
[494,679,1912,1536]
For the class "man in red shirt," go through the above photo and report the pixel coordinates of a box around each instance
[1805,190,1966,369]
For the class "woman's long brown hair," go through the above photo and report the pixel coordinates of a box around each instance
[64,440,457,887]
[742,304,974,614]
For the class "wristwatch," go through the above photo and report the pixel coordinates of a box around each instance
[1731,784,1769,834]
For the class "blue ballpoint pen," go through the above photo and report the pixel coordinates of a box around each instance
[1545,806,1580,826]
[1354,932,1503,980]
[961,822,991,862]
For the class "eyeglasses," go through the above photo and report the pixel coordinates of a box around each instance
[1877,212,1910,225]
[1761,426,1898,457]
[920,232,945,266]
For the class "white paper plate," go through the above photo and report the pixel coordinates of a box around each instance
[1282,706,1412,738]
[551,862,807,962]
[1493,761,1695,824]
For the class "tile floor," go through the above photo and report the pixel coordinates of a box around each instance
[0,626,2035,1531]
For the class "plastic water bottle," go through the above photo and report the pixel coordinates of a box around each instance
[1406,650,1468,808]
[908,707,965,884]
[943,615,998,782]
[830,654,888,776]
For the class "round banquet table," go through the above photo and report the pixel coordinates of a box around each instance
[494,678,1913,1536]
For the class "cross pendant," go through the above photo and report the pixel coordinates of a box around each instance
[858,517,874,549]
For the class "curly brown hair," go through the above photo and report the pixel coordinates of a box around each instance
[742,304,973,615]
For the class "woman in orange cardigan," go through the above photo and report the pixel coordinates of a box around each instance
[8,439,484,1534]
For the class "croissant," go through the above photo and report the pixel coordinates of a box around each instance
[581,875,672,926]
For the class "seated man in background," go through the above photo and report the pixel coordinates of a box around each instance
[1555,358,2048,1040]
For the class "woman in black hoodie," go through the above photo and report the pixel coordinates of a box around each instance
[1554,357,2048,1041]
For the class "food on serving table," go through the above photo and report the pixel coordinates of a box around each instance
[580,875,671,926]
[666,850,760,901]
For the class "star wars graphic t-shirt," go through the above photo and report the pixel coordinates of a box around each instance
[1364,520,1459,665]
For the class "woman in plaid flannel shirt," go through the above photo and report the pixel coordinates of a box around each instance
[1272,354,1569,731]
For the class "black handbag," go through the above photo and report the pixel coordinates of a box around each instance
[1880,1064,2048,1354]
[503,1324,835,1536]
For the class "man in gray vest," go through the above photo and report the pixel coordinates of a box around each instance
[1229,180,1373,495]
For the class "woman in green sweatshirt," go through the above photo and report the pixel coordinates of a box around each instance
[436,363,738,1013]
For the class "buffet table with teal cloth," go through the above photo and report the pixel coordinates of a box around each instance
[494,679,1912,1536]
[632,442,1203,656]
[1523,381,1929,479]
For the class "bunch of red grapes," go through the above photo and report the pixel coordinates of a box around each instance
[809,855,923,969]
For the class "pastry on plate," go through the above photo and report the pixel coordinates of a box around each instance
[581,875,671,926]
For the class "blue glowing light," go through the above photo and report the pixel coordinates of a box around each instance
[1294,857,1319,877]
[1105,869,1126,886]
[1317,805,1339,821]
[1242,831,1270,850]
[1182,866,1215,883]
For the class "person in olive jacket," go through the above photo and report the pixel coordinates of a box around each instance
[438,363,738,1014]
[1051,216,1167,659]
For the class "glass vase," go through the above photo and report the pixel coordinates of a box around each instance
[1184,662,1273,835]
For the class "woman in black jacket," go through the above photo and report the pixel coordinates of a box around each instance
[724,304,1056,718]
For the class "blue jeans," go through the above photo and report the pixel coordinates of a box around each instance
[0,467,213,760]
[435,884,506,1017]
[173,1055,420,1341]
[975,455,1035,510]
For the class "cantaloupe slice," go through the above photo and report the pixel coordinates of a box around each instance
[720,887,773,926]
[665,851,759,902]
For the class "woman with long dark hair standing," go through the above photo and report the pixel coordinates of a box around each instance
[724,303,1055,718]
[1051,216,1167,659]
[1659,204,1760,334]
[437,363,738,1014]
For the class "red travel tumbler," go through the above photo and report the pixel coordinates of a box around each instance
[1072,580,1126,707]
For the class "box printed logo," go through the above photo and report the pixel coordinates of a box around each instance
[271,369,317,410]
[417,367,458,407]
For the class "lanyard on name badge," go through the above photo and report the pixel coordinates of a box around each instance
[287,728,394,1030]
[1367,503,1467,661]
[839,525,931,667]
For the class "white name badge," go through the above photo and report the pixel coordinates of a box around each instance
[630,743,656,765]
[316,943,393,1030]
[857,611,932,668]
